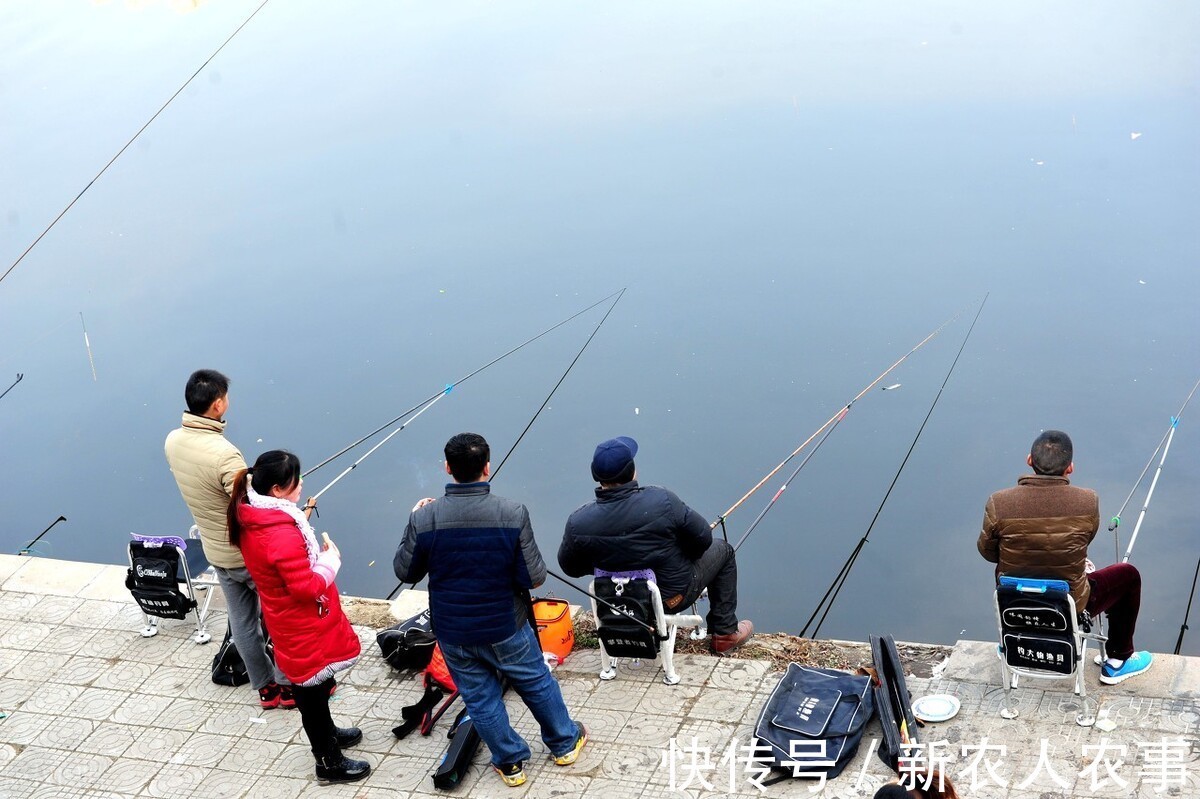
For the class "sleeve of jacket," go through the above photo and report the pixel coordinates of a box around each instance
[515,505,547,589]
[672,491,713,561]
[393,514,427,584]
[557,513,590,578]
[218,445,247,497]
[270,527,328,601]
[977,496,1000,563]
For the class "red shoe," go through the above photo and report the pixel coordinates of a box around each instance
[710,620,754,654]
[279,685,296,709]
[259,683,281,709]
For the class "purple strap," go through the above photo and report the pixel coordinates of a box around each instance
[131,533,187,550]
[594,568,657,583]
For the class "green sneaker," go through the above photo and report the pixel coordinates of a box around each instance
[554,725,588,766]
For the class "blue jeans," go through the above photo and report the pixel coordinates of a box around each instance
[440,625,579,766]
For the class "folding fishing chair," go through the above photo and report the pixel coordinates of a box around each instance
[126,532,217,644]
[994,576,1107,726]
[589,569,705,685]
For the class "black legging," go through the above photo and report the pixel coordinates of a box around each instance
[291,677,337,757]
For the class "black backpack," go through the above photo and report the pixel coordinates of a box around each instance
[753,663,876,782]
[376,609,437,672]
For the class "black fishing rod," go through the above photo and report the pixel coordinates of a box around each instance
[18,515,67,556]
[0,373,23,403]
[1175,555,1200,656]
[384,290,626,602]
[801,293,988,639]
[303,290,624,478]
[1107,375,1200,564]
[710,307,964,534]
[0,0,273,288]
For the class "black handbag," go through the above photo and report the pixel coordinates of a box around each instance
[211,625,250,686]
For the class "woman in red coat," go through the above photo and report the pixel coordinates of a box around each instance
[227,450,370,785]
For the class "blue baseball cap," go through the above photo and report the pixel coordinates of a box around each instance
[591,436,638,482]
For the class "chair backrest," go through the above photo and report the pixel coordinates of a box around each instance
[126,537,196,620]
[995,576,1077,676]
[593,570,662,659]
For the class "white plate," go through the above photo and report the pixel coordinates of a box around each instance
[912,694,960,722]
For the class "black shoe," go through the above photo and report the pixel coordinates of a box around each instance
[334,726,363,749]
[315,754,371,784]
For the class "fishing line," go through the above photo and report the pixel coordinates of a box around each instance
[0,373,22,403]
[802,293,988,639]
[0,0,273,288]
[383,290,626,601]
[309,390,450,503]
[303,290,624,478]
[711,306,964,531]
[1175,555,1200,656]
[1109,375,1200,564]
[491,288,625,479]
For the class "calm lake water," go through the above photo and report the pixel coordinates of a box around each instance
[2,1,1198,654]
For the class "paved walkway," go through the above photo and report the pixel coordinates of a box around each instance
[0,553,1196,798]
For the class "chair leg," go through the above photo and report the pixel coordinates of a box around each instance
[598,640,617,681]
[998,657,1019,719]
[140,614,159,638]
[660,626,681,686]
[191,607,211,645]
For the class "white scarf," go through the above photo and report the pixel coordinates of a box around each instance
[246,483,320,565]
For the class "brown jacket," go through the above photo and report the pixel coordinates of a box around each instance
[164,412,247,569]
[978,474,1099,608]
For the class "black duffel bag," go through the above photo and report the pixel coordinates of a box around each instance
[376,609,436,672]
[211,625,250,686]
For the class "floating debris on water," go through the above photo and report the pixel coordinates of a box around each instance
[882,383,902,391]
[1131,132,1142,140]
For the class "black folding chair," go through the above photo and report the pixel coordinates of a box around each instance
[126,532,216,644]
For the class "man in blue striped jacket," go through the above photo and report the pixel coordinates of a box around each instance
[394,432,586,788]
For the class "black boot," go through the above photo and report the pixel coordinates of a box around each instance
[334,726,362,749]
[315,749,371,784]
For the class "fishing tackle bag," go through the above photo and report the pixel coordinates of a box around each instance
[376,608,437,673]
[753,663,876,781]
[869,633,921,770]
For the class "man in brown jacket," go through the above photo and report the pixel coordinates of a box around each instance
[979,430,1152,685]
[165,369,289,707]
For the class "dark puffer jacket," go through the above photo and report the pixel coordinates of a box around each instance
[393,482,546,646]
[978,474,1100,608]
[559,481,711,599]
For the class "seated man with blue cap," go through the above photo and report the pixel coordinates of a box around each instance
[558,436,753,654]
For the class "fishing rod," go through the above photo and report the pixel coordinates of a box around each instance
[1109,376,1200,564]
[1,1,273,288]
[711,306,964,535]
[1175,555,1200,656]
[303,289,624,478]
[309,390,450,503]
[802,293,988,639]
[384,290,626,601]
[0,373,22,403]
[492,288,625,478]
[18,515,67,556]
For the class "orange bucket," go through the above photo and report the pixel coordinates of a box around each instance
[533,598,574,664]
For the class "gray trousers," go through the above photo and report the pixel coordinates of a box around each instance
[214,565,287,689]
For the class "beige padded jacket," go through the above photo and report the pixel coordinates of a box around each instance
[164,413,247,569]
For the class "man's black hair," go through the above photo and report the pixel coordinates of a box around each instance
[1030,430,1073,475]
[445,432,490,483]
[185,369,230,415]
[596,460,636,486]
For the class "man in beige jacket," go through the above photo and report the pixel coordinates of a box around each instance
[165,369,289,707]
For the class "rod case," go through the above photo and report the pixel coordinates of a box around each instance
[869,633,920,770]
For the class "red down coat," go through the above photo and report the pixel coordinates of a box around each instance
[235,503,360,684]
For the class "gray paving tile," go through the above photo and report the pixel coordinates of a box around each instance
[143,764,211,798]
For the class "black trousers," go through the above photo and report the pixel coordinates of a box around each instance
[678,540,739,635]
[291,677,337,758]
